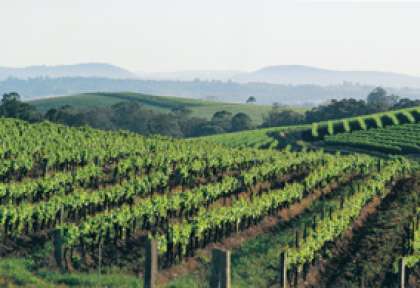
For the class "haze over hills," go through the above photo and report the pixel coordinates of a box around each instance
[1,63,420,105]
[137,70,240,82]
[232,65,420,87]
[0,63,137,80]
[2,63,420,88]
[136,65,420,88]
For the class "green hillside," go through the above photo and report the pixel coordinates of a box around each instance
[324,123,420,154]
[195,125,308,149]
[29,92,281,124]
[198,106,420,154]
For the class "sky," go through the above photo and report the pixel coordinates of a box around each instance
[1,0,420,75]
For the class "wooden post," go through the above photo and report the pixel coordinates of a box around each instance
[144,239,158,288]
[210,248,231,288]
[280,251,288,288]
[53,229,65,271]
[293,267,298,287]
[399,257,406,288]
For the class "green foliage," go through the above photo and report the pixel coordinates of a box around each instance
[0,258,142,288]
[311,123,319,138]
[231,112,253,131]
[343,119,351,133]
[358,117,367,130]
[401,110,416,123]
[327,121,334,135]
[31,92,273,124]
[304,106,420,140]
[0,93,43,122]
[325,123,420,154]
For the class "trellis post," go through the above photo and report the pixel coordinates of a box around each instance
[399,257,406,288]
[144,238,158,288]
[280,251,288,288]
[210,248,231,288]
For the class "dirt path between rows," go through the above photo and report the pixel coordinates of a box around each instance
[302,176,419,288]
[156,172,361,286]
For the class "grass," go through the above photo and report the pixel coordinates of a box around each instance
[29,92,294,124]
[0,258,142,288]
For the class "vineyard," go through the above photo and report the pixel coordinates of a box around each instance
[0,117,418,287]
[325,123,420,154]
[198,106,420,153]
[306,106,420,141]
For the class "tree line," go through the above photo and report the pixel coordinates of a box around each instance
[1,87,419,138]
[261,87,420,127]
[0,92,254,138]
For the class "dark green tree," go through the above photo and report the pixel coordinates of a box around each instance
[231,112,253,131]
[0,92,42,122]
[211,110,233,131]
[246,96,256,103]
[367,87,399,111]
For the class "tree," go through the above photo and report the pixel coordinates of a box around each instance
[262,109,304,127]
[1,92,20,104]
[246,96,256,104]
[195,124,225,136]
[392,98,420,109]
[211,110,232,131]
[231,112,253,131]
[171,106,192,118]
[0,92,42,122]
[304,98,371,123]
[366,87,399,111]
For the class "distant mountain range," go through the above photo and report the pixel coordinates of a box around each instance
[232,65,420,88]
[138,66,420,88]
[0,63,137,80]
[1,63,420,88]
[1,63,420,105]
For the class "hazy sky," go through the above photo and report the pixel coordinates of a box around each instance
[1,0,420,75]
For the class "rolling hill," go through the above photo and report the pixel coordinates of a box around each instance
[29,92,279,123]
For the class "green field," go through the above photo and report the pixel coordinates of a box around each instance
[195,125,308,149]
[29,92,282,124]
[305,106,420,140]
[324,123,420,154]
[0,116,418,287]
[198,106,420,153]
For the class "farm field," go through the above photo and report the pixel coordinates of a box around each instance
[305,106,420,141]
[199,106,420,155]
[29,92,283,124]
[0,117,417,287]
[195,124,309,149]
[325,123,420,154]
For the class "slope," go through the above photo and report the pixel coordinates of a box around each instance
[29,92,275,123]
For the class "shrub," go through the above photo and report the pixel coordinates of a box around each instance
[358,117,367,130]
[372,116,383,128]
[327,121,334,135]
[311,123,319,138]
[343,119,351,133]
